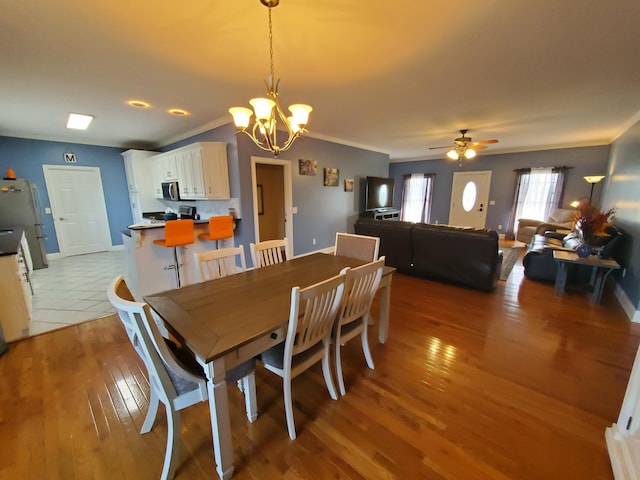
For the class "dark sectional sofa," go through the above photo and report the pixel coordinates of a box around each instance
[522,225,625,283]
[354,218,503,291]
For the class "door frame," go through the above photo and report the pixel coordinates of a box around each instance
[250,156,294,252]
[42,164,111,257]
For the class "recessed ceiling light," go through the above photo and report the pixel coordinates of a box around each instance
[128,100,150,108]
[66,113,94,130]
[169,108,189,116]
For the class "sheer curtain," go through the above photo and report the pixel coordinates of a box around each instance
[400,173,434,223]
[506,167,569,239]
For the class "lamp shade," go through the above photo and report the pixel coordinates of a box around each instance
[288,104,312,126]
[464,148,477,159]
[584,175,605,184]
[447,149,459,160]
[250,98,276,121]
[229,107,253,129]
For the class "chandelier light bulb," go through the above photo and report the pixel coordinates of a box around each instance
[464,148,477,159]
[288,104,312,126]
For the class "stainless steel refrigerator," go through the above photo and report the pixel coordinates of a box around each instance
[0,178,48,269]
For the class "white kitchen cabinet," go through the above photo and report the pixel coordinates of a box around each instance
[122,150,165,221]
[177,142,229,200]
[0,235,32,341]
[153,152,179,182]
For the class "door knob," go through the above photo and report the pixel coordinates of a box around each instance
[59,217,64,220]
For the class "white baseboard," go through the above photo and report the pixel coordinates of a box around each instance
[46,245,123,261]
[614,282,640,323]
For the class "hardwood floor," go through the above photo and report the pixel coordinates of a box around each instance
[2,260,639,479]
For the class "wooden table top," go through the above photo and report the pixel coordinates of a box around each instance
[145,253,395,363]
[552,249,620,268]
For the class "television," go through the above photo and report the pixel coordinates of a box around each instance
[365,176,395,211]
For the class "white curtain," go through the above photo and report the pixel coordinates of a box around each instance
[514,168,559,221]
[400,173,434,223]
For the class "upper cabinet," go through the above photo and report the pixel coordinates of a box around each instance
[123,149,158,193]
[152,142,230,200]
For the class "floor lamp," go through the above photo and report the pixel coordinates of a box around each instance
[584,175,605,202]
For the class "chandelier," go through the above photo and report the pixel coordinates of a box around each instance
[229,0,312,156]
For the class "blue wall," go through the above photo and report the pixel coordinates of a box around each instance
[0,136,130,252]
[602,120,640,308]
[389,145,610,233]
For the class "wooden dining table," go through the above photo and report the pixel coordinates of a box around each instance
[144,253,395,479]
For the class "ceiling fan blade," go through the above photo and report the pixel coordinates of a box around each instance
[471,139,499,145]
[428,145,454,150]
[468,145,487,150]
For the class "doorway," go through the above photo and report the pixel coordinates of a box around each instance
[43,165,112,256]
[250,157,293,251]
[448,170,492,228]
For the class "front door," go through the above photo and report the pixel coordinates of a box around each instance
[43,165,112,256]
[448,171,492,228]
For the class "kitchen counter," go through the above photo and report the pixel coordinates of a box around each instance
[0,225,25,256]
[127,219,209,230]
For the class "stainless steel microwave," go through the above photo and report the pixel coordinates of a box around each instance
[161,181,180,201]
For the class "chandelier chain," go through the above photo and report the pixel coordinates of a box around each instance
[268,8,274,81]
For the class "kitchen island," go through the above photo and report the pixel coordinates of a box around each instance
[123,220,236,298]
[0,226,33,341]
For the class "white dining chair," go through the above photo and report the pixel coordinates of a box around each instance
[334,257,385,395]
[107,276,257,480]
[194,245,246,282]
[334,232,380,262]
[250,237,290,268]
[259,273,345,439]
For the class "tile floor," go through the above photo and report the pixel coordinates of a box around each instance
[28,250,126,337]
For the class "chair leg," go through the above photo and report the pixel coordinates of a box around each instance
[334,333,347,396]
[322,340,338,400]
[161,405,181,480]
[173,246,181,288]
[361,316,375,370]
[283,372,297,440]
[141,388,160,434]
[242,372,258,423]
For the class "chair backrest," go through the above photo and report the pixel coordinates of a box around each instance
[194,245,247,282]
[164,219,195,247]
[337,257,385,328]
[206,215,234,241]
[107,276,205,404]
[250,238,289,268]
[284,274,345,360]
[334,232,380,262]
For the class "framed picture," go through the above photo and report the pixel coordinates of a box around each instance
[324,168,339,187]
[298,159,317,176]
[257,184,264,215]
[344,179,354,192]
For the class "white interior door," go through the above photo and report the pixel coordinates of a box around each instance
[43,165,112,256]
[448,171,492,228]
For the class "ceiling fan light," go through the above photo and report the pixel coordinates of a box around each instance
[249,97,275,121]
[464,148,477,159]
[447,149,459,160]
[229,107,253,130]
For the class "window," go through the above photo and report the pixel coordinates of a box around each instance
[507,167,568,236]
[400,173,434,223]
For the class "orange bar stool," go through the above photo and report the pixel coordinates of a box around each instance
[198,215,234,249]
[153,219,195,288]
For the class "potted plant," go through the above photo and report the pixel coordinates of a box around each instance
[570,198,615,257]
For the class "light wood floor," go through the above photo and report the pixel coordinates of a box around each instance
[2,260,639,479]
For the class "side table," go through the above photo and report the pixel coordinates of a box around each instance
[552,250,620,304]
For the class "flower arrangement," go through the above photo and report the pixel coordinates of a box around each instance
[570,198,615,244]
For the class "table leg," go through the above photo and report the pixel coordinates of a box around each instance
[378,274,392,344]
[591,267,616,304]
[555,262,568,296]
[203,359,235,480]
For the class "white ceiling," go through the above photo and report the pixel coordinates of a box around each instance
[2,0,640,161]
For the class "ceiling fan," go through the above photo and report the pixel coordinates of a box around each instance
[429,129,498,162]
